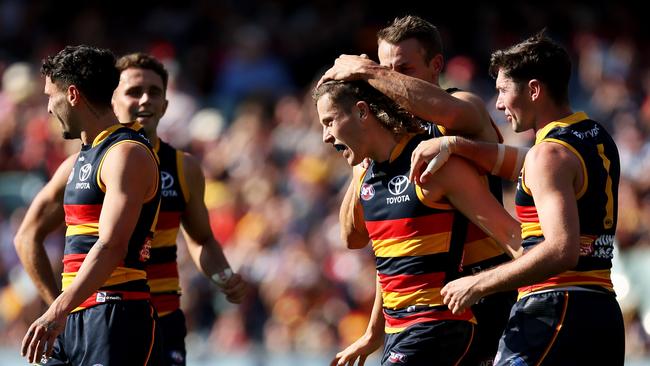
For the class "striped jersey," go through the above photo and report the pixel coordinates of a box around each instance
[515,112,620,297]
[147,139,189,316]
[358,133,475,334]
[62,123,160,311]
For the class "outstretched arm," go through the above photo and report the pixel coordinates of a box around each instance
[410,136,529,185]
[180,153,247,304]
[319,55,488,138]
[14,154,76,305]
[440,143,581,313]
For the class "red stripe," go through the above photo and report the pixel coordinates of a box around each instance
[63,253,87,272]
[384,308,473,328]
[151,293,181,314]
[515,205,538,223]
[64,204,102,225]
[465,223,490,242]
[146,262,179,280]
[378,272,445,293]
[365,213,454,241]
[156,212,182,230]
[519,275,613,293]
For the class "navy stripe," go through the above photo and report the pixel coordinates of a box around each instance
[462,253,510,275]
[376,253,453,276]
[99,279,150,292]
[384,305,449,318]
[64,235,97,255]
[147,246,177,265]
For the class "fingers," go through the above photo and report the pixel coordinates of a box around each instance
[409,152,427,184]
[223,274,248,304]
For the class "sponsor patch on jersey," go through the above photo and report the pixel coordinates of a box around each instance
[388,351,407,363]
[79,163,93,182]
[361,183,375,201]
[388,175,409,195]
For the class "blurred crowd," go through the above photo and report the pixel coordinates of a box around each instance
[1,0,650,363]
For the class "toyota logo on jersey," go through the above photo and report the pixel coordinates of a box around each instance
[388,175,409,195]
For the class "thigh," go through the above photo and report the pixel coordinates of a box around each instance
[382,320,474,366]
[158,309,188,366]
[66,301,157,366]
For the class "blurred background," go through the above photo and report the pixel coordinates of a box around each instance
[1,0,650,364]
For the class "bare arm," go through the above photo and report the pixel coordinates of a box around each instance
[180,153,247,304]
[22,143,158,363]
[14,154,76,304]
[340,168,370,249]
[319,55,489,138]
[441,143,582,313]
[424,156,522,259]
[331,276,384,366]
[410,136,529,185]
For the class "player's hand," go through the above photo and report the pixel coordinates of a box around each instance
[409,136,455,185]
[318,54,374,87]
[215,271,248,304]
[21,307,66,364]
[441,275,483,314]
[330,332,382,366]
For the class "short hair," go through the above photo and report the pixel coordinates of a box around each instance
[489,31,571,105]
[377,15,443,63]
[313,80,425,135]
[116,53,169,91]
[41,45,119,109]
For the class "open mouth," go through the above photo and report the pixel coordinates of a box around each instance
[136,111,154,118]
[333,143,347,152]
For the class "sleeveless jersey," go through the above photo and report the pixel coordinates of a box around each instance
[147,139,189,316]
[62,123,160,311]
[359,133,475,334]
[515,112,620,297]
[429,88,510,274]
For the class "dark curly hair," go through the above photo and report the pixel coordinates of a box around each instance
[489,30,571,105]
[116,52,168,91]
[41,45,119,109]
[313,80,425,135]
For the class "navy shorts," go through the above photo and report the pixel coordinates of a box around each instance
[460,290,517,366]
[46,300,160,366]
[495,289,624,366]
[382,320,474,366]
[157,309,188,366]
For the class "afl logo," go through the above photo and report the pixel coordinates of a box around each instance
[360,183,375,201]
[388,175,409,195]
[78,163,93,182]
[161,171,174,190]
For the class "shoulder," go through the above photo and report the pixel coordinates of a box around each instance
[527,141,581,170]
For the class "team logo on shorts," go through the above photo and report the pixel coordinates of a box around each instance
[388,351,407,363]
[360,183,375,201]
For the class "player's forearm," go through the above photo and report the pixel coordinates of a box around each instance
[186,237,231,279]
[339,179,370,249]
[449,138,527,181]
[14,233,59,304]
[53,240,126,315]
[364,277,385,339]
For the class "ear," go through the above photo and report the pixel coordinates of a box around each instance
[67,85,81,106]
[428,54,444,74]
[355,101,369,120]
[162,99,169,116]
[528,79,541,101]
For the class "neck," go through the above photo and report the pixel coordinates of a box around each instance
[79,109,119,145]
[369,126,401,163]
[534,103,574,132]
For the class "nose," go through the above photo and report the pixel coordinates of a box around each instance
[322,127,334,144]
[495,95,505,111]
[139,92,151,105]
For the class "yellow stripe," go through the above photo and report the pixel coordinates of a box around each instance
[597,144,615,229]
[62,267,147,290]
[91,124,123,147]
[415,184,453,209]
[152,228,179,247]
[148,278,181,293]
[372,232,451,257]
[389,135,412,162]
[534,112,589,144]
[521,222,542,239]
[542,138,588,199]
[66,223,100,236]
[382,287,443,310]
[176,150,190,204]
[463,238,503,266]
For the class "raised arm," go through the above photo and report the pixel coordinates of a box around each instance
[441,143,581,313]
[340,169,370,249]
[14,153,76,304]
[319,55,487,138]
[179,153,247,304]
[410,136,529,185]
